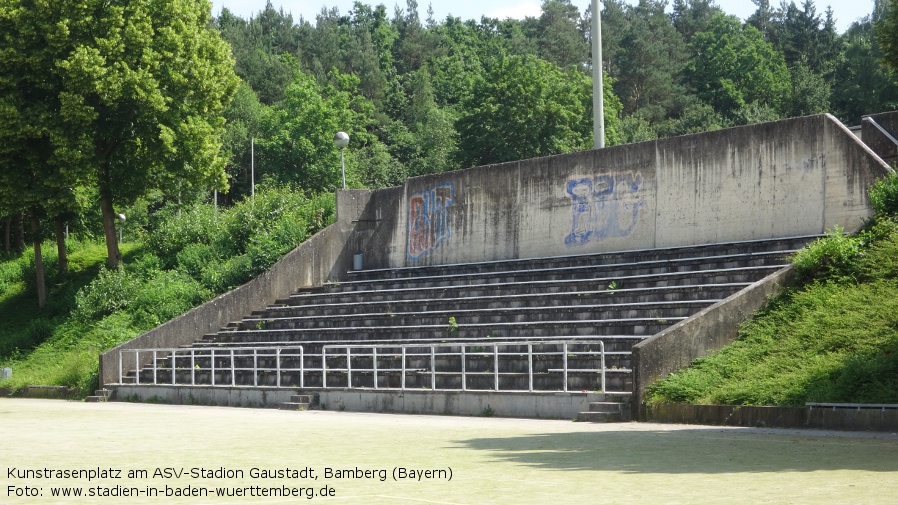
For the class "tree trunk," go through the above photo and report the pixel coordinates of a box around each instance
[30,212,47,309]
[54,216,68,275]
[13,212,25,253]
[3,216,9,254]
[99,186,121,268]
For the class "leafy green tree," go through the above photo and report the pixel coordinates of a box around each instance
[672,0,724,43]
[1,0,238,268]
[686,14,791,123]
[614,0,689,122]
[222,82,266,199]
[877,0,898,73]
[785,59,832,117]
[834,16,898,123]
[259,70,397,190]
[535,0,588,69]
[456,54,619,167]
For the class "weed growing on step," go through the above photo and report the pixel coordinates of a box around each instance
[479,405,495,417]
[448,316,459,335]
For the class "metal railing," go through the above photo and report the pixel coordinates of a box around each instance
[120,346,306,388]
[118,340,612,393]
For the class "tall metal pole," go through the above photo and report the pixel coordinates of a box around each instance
[340,148,346,189]
[592,0,605,149]
[251,137,255,198]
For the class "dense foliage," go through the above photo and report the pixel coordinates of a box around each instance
[0,186,334,395]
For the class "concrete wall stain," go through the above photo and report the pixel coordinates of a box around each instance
[407,183,455,260]
[565,172,645,246]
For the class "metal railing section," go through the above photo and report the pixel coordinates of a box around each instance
[120,346,306,388]
[118,340,611,393]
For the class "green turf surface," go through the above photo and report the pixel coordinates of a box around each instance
[3,399,897,504]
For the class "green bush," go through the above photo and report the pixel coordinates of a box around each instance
[790,226,863,282]
[73,267,141,321]
[869,172,898,217]
[129,271,210,330]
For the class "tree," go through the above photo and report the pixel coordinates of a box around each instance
[1,0,239,269]
[686,14,791,123]
[536,0,588,69]
[614,0,689,122]
[833,15,898,123]
[877,0,898,74]
[259,70,395,191]
[456,54,620,167]
[672,0,724,43]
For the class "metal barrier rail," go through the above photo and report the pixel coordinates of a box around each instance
[119,340,610,393]
[120,346,305,388]
[321,341,606,393]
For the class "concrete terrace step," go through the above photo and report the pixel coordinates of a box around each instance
[263,284,747,317]
[576,401,629,422]
[279,393,319,411]
[205,318,682,344]
[287,266,786,304]
[341,250,793,288]
[237,301,711,331]
[322,260,789,293]
[342,236,814,281]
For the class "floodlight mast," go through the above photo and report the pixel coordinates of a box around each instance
[592,0,605,149]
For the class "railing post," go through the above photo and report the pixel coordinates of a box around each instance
[372,347,378,389]
[461,345,467,391]
[493,344,499,391]
[401,346,407,390]
[118,351,123,385]
[191,350,195,386]
[563,342,569,393]
[299,347,304,388]
[528,343,533,392]
[346,347,352,388]
[322,347,327,389]
[276,348,282,388]
[171,351,176,385]
[211,349,216,386]
[430,346,436,390]
[600,341,606,393]
[253,348,258,387]
[230,350,235,386]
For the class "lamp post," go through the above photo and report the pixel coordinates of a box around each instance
[334,131,350,189]
[116,214,126,243]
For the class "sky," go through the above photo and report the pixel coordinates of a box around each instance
[210,0,876,34]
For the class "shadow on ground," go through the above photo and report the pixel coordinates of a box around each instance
[453,428,898,474]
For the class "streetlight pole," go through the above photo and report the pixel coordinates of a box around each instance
[334,132,350,189]
[592,0,605,149]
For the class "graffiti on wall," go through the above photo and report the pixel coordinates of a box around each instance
[565,172,645,246]
[407,183,455,260]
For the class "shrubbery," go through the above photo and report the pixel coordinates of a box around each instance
[0,185,335,396]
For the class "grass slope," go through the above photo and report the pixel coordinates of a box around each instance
[0,187,334,397]
[647,219,898,406]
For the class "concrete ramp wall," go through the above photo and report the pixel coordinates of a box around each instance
[359,114,890,269]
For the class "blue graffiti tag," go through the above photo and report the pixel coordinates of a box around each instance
[407,183,455,260]
[565,172,644,246]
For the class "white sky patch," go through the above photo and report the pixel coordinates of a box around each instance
[486,2,542,20]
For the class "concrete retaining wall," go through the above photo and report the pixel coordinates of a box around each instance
[99,192,374,387]
[862,111,898,166]
[111,385,600,419]
[631,266,796,416]
[359,114,889,270]
[645,403,898,432]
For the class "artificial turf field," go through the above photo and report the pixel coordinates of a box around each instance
[2,399,897,504]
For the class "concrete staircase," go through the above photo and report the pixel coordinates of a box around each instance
[119,236,813,420]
